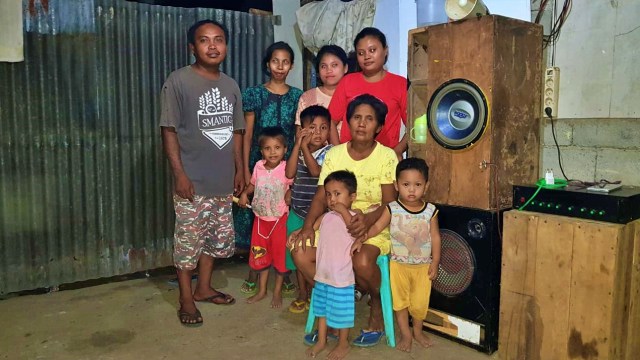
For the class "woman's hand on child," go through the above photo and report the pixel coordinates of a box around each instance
[428,261,439,280]
[347,210,368,242]
[350,241,362,255]
[293,227,316,252]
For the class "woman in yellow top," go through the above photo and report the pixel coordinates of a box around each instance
[291,93,398,348]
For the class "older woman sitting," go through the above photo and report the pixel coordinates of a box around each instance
[292,94,398,347]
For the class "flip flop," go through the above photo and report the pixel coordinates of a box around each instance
[303,330,339,346]
[240,280,257,295]
[288,299,306,314]
[195,292,236,305]
[352,330,385,347]
[177,308,203,327]
[282,282,297,295]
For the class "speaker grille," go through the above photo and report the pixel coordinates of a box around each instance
[433,228,476,296]
[427,78,488,150]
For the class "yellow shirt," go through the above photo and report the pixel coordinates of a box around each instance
[319,142,398,253]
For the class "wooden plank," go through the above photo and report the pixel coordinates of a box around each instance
[499,290,543,360]
[568,221,625,359]
[625,220,640,360]
[534,215,574,359]
[501,211,538,295]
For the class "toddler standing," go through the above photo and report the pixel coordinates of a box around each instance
[305,170,358,360]
[238,126,293,308]
[367,157,441,352]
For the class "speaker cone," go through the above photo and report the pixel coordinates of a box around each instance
[433,229,476,296]
[427,79,488,150]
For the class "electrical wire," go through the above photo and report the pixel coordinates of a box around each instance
[536,0,572,50]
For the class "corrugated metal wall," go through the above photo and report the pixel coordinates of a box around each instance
[0,0,273,294]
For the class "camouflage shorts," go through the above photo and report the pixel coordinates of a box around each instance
[173,194,235,270]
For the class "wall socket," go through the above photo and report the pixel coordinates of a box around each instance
[543,67,560,117]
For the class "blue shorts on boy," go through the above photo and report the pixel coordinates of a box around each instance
[388,201,438,320]
[312,282,355,329]
[312,210,356,328]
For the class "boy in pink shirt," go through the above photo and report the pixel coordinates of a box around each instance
[238,126,293,308]
[305,170,357,360]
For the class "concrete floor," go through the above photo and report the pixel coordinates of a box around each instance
[0,259,499,360]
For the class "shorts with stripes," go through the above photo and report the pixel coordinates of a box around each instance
[312,282,355,329]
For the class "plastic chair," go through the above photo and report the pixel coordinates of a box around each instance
[305,254,396,348]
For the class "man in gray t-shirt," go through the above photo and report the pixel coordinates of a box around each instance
[160,19,244,327]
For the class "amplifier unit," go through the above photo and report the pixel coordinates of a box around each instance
[513,185,640,224]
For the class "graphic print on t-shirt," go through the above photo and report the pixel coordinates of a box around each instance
[198,87,234,149]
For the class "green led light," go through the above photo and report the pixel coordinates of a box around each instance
[580,207,587,213]
[568,206,574,211]
[598,210,605,216]
[555,204,562,209]
[547,203,552,208]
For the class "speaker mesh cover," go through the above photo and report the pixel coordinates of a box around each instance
[427,78,488,150]
[433,228,476,296]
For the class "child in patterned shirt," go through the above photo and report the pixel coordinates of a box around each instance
[238,126,293,308]
[366,157,441,352]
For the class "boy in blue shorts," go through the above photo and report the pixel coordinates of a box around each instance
[305,170,358,360]
[285,105,332,313]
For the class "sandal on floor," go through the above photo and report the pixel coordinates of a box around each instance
[178,309,203,327]
[352,330,385,347]
[303,330,339,346]
[288,299,306,314]
[240,280,257,295]
[282,282,297,295]
[195,292,236,305]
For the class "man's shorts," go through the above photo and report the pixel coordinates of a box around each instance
[249,213,288,273]
[312,282,355,329]
[173,194,235,270]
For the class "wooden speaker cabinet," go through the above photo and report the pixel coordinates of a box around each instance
[499,211,640,360]
[407,16,543,210]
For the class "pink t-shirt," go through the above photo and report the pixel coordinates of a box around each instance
[295,87,332,126]
[328,71,407,149]
[250,160,293,221]
[314,210,356,288]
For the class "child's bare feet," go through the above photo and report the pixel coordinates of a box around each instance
[396,334,412,352]
[246,292,267,304]
[413,330,433,348]
[305,340,326,358]
[271,292,283,308]
[327,342,350,360]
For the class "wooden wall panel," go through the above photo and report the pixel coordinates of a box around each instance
[500,211,640,360]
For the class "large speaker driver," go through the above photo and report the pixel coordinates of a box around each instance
[427,78,489,150]
[433,229,475,296]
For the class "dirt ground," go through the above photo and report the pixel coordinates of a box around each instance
[0,258,498,359]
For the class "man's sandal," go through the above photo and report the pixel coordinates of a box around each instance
[178,309,203,327]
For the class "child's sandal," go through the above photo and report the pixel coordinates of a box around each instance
[240,280,257,295]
